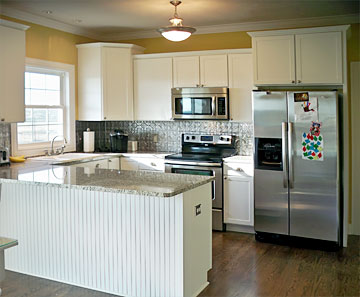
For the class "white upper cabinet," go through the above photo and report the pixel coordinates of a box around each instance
[0,22,28,123]
[173,54,228,87]
[252,35,295,85]
[173,56,199,87]
[249,26,348,86]
[134,57,173,121]
[77,43,144,121]
[228,52,253,122]
[200,54,228,87]
[295,32,343,84]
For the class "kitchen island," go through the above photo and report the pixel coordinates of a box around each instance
[0,162,213,297]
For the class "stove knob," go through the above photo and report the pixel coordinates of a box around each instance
[185,136,190,140]
[220,136,224,141]
[192,136,196,140]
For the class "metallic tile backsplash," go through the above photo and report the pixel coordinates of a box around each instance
[76,121,253,156]
[0,123,11,151]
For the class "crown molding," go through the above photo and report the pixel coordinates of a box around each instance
[1,6,101,40]
[1,5,359,41]
[101,13,360,41]
[0,18,30,30]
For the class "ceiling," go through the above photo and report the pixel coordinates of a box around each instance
[1,0,359,40]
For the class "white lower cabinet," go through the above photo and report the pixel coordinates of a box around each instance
[120,157,165,172]
[224,175,253,226]
[72,157,120,170]
[224,159,254,231]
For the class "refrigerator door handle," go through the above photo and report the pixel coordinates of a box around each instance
[288,121,294,189]
[282,122,288,188]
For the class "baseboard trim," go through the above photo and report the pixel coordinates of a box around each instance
[226,224,255,234]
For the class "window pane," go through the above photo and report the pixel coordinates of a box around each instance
[25,73,30,89]
[45,90,60,105]
[33,125,48,143]
[30,89,47,105]
[32,109,47,124]
[48,109,63,124]
[25,89,31,105]
[30,73,45,89]
[18,126,33,144]
[49,125,63,140]
[45,74,60,90]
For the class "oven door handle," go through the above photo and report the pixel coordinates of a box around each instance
[164,160,222,167]
[212,180,215,200]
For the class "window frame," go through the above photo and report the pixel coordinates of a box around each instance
[11,58,76,157]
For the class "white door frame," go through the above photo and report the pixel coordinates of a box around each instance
[350,61,360,235]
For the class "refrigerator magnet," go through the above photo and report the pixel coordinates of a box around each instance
[302,131,324,161]
[295,97,319,122]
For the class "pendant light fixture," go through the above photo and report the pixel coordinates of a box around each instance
[157,0,196,42]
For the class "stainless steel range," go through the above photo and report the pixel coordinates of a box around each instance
[165,134,236,231]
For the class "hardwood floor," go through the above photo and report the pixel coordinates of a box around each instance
[1,232,359,297]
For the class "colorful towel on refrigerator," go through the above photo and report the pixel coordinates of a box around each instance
[302,132,324,161]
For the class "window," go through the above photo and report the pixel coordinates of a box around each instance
[12,58,75,157]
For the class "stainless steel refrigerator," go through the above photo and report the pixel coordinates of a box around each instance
[253,90,341,245]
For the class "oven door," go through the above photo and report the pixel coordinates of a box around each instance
[172,95,216,119]
[165,163,223,209]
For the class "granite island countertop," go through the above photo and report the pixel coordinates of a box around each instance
[0,158,214,197]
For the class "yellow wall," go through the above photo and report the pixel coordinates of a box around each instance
[0,15,96,118]
[118,31,252,54]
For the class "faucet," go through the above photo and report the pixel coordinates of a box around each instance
[49,135,67,155]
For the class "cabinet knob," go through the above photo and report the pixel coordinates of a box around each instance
[291,80,295,84]
[108,159,112,162]
[298,80,301,83]
[95,164,100,168]
[236,168,243,172]
[224,176,227,180]
[0,118,5,122]
[104,117,107,120]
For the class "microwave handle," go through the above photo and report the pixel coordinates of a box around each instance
[212,97,216,116]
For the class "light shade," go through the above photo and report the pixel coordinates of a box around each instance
[157,1,196,42]
[158,26,195,42]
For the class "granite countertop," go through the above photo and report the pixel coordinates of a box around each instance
[0,153,213,197]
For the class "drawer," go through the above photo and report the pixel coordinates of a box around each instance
[224,162,253,177]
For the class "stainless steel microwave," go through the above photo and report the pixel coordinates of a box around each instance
[171,87,229,120]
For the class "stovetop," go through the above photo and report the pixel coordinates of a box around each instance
[165,152,235,164]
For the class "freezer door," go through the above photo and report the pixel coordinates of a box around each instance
[253,91,288,138]
[287,91,339,242]
[253,91,289,234]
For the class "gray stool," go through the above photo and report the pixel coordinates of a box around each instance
[0,237,18,296]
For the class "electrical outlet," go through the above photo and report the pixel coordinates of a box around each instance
[153,135,158,143]
[195,204,201,216]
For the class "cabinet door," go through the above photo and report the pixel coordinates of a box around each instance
[120,158,139,171]
[107,157,120,170]
[134,58,172,120]
[253,35,295,85]
[295,32,343,84]
[78,46,103,121]
[0,25,25,122]
[102,47,133,120]
[228,53,253,121]
[137,158,165,172]
[224,176,254,226]
[200,55,228,87]
[173,56,200,87]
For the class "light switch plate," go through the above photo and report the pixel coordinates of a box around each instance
[195,204,201,216]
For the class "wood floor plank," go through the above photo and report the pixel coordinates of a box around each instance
[1,232,359,297]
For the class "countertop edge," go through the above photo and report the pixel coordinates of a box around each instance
[0,176,215,198]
